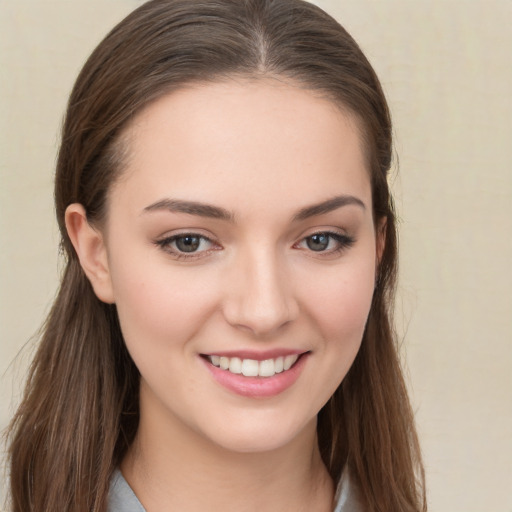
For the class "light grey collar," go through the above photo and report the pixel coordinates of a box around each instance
[108,469,145,512]
[334,468,365,512]
[108,467,363,511]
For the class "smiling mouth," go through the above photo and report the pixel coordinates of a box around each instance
[204,354,303,378]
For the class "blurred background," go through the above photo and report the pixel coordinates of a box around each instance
[1,1,511,510]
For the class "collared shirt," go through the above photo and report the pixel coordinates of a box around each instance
[107,468,364,511]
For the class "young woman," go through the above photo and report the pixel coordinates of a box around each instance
[6,0,426,510]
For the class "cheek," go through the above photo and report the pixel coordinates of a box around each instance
[107,249,218,351]
[295,259,376,414]
[304,260,376,342]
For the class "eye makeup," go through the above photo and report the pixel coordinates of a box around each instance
[298,231,355,254]
[154,228,356,262]
[154,233,221,260]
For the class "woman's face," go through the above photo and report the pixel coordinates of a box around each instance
[101,79,381,453]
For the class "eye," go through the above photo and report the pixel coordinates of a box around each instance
[173,234,204,253]
[297,231,354,254]
[155,233,218,258]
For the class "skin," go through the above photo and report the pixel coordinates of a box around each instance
[66,78,384,511]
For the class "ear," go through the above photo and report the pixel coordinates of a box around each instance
[65,204,115,303]
[376,216,387,265]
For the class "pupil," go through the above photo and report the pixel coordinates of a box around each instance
[307,233,329,251]
[176,236,200,252]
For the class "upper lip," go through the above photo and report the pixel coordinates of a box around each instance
[201,349,308,361]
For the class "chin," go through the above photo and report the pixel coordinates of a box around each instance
[197,413,318,455]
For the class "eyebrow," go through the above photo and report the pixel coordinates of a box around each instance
[143,198,234,221]
[142,194,365,222]
[292,195,366,221]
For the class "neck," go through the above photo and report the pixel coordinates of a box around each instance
[121,394,334,511]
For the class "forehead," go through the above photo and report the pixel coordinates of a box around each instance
[112,78,371,215]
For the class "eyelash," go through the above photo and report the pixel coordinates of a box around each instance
[154,230,355,260]
[295,231,355,257]
[154,233,218,260]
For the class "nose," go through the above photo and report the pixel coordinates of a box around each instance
[222,247,299,337]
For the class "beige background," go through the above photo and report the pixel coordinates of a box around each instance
[1,1,511,510]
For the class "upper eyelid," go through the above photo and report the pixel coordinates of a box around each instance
[155,234,220,260]
[294,230,355,251]
[154,227,352,246]
[295,226,350,240]
[160,232,212,240]
[298,231,353,243]
[156,230,218,244]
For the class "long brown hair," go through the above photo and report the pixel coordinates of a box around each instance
[6,1,425,510]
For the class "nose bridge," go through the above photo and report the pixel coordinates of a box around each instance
[223,242,297,336]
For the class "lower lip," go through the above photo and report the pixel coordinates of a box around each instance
[201,354,309,398]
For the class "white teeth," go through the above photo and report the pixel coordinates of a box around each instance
[259,359,275,377]
[229,357,242,374]
[208,354,300,377]
[241,359,259,377]
[284,354,298,371]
